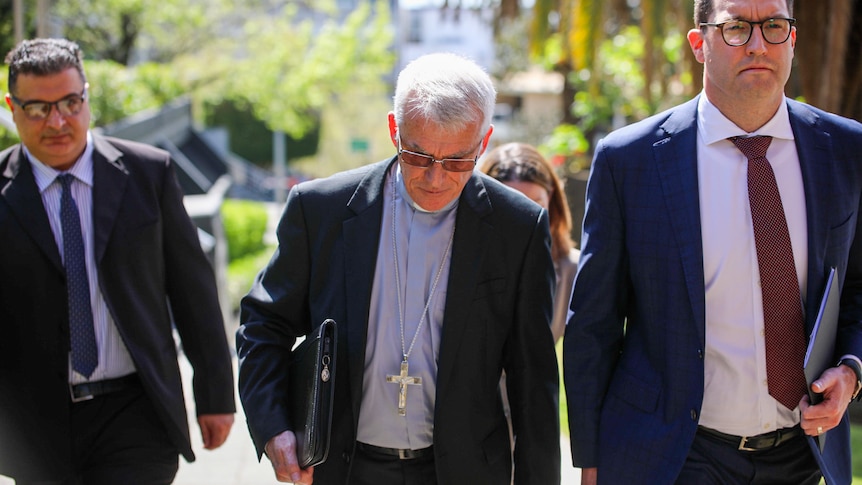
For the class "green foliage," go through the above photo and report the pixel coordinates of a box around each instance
[53,0,243,64]
[222,197,275,314]
[196,0,395,138]
[221,199,269,262]
[0,69,17,150]
[539,124,590,172]
[557,339,567,438]
[84,60,185,126]
[565,26,688,142]
[0,128,18,151]
[204,101,320,166]
[227,245,275,315]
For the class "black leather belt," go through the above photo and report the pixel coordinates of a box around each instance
[70,374,139,403]
[356,442,433,460]
[698,425,803,451]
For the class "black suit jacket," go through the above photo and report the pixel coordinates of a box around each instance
[0,134,236,481]
[237,158,561,484]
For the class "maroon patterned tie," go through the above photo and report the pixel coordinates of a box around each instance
[731,136,807,410]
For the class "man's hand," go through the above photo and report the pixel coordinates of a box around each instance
[581,467,597,485]
[799,364,856,436]
[265,430,314,484]
[198,413,235,450]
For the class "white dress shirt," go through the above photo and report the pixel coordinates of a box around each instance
[695,94,807,436]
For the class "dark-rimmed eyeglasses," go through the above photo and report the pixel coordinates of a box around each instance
[700,18,795,47]
[9,89,88,121]
[397,135,478,173]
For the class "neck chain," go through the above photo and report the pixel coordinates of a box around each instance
[391,176,455,363]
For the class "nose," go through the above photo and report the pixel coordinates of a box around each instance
[44,104,67,128]
[746,25,768,55]
[424,160,447,184]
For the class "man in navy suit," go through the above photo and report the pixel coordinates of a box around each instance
[237,52,560,484]
[0,38,235,484]
[563,0,862,483]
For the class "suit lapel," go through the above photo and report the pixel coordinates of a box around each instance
[435,174,492,396]
[343,159,389,421]
[91,135,128,265]
[0,146,64,272]
[787,101,832,333]
[654,97,707,345]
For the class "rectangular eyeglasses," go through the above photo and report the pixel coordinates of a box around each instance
[9,89,88,121]
[699,18,795,47]
[397,135,478,172]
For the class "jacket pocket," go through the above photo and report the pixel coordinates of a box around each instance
[606,368,659,413]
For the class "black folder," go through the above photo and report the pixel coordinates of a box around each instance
[288,319,337,468]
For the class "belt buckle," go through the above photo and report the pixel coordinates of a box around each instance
[398,449,410,460]
[738,436,758,452]
[69,383,94,403]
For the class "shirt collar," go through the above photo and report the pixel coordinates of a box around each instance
[27,131,95,193]
[697,93,795,146]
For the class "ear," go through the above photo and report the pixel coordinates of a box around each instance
[479,125,494,155]
[388,112,398,148]
[687,28,706,63]
[5,93,14,112]
[790,27,797,50]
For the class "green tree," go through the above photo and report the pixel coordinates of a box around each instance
[52,0,249,64]
[2,0,394,151]
[529,0,694,124]
[793,1,862,121]
[526,0,862,128]
[208,0,395,139]
[84,60,186,125]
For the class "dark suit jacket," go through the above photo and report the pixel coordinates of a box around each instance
[563,97,862,484]
[237,158,561,484]
[0,134,236,481]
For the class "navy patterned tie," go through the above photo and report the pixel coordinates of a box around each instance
[731,136,807,410]
[59,174,98,378]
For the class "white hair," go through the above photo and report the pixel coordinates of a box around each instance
[393,52,496,136]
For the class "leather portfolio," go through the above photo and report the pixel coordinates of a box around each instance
[288,318,337,468]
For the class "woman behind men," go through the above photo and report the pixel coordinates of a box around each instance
[480,142,579,342]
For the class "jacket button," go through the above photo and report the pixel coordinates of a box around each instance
[697,349,703,359]
[342,452,350,463]
[690,409,698,421]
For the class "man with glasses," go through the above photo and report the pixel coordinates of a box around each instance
[0,38,236,484]
[564,0,862,483]
[237,52,560,484]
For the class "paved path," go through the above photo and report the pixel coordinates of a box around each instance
[0,353,582,484]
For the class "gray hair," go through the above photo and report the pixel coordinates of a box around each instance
[393,52,496,136]
[5,38,87,95]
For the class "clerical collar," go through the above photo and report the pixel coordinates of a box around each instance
[394,164,460,214]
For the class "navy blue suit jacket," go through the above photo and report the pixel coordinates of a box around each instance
[563,97,862,484]
[237,158,561,484]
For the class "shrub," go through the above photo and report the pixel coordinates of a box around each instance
[222,199,268,262]
[227,245,276,314]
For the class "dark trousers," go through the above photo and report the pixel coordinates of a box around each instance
[350,445,437,485]
[16,380,178,485]
[675,427,821,485]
